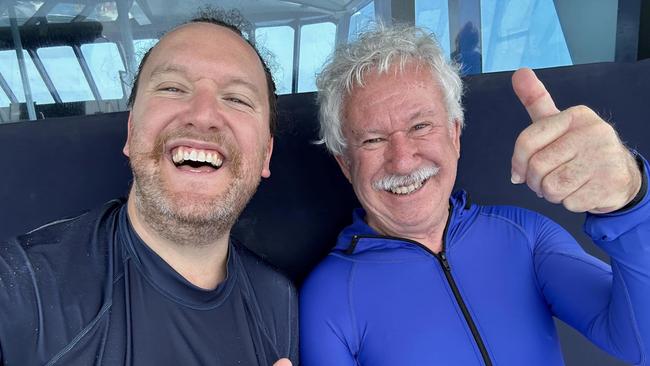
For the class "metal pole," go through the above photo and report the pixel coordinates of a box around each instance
[291,20,300,93]
[27,49,62,104]
[116,0,137,89]
[0,72,19,104]
[8,2,37,120]
[72,45,103,111]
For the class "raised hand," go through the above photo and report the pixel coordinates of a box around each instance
[273,358,292,366]
[510,68,641,214]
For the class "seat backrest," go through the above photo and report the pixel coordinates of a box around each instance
[1,61,649,281]
[1,60,649,366]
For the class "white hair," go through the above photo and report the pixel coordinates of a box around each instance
[372,165,440,191]
[316,23,465,156]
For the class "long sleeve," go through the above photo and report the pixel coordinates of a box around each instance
[300,256,359,366]
[586,154,650,364]
[535,155,650,365]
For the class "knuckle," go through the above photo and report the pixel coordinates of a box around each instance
[568,104,592,118]
[543,143,564,164]
[541,187,563,204]
[562,197,585,213]
[568,105,599,128]
[541,172,572,204]
[528,152,549,174]
[540,178,560,202]
[547,164,586,206]
[556,166,578,187]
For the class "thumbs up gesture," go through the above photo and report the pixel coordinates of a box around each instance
[510,68,642,214]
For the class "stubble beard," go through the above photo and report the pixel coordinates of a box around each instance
[129,129,263,247]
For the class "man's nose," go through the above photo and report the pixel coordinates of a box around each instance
[385,133,420,174]
[186,88,225,130]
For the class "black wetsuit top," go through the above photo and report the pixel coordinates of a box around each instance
[0,200,298,365]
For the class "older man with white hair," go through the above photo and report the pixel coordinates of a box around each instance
[300,24,650,365]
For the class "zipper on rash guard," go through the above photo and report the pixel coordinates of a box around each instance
[437,249,492,366]
[349,209,493,366]
[436,206,491,366]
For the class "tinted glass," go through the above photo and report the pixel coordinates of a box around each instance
[255,26,295,95]
[298,22,336,93]
[0,50,54,106]
[37,46,94,102]
[81,43,125,100]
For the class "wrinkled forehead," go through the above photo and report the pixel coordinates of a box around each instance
[343,61,436,108]
[344,61,441,109]
[339,68,456,146]
[346,56,434,90]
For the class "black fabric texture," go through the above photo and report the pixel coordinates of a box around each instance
[0,200,298,365]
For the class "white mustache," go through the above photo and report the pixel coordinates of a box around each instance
[372,165,440,191]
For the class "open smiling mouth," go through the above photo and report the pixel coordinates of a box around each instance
[387,178,429,195]
[171,146,223,170]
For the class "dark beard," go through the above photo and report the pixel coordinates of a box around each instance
[129,128,261,247]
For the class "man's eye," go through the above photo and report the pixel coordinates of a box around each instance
[362,137,385,145]
[410,123,433,136]
[225,97,253,108]
[159,86,183,93]
[412,123,431,131]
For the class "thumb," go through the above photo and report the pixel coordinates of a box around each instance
[512,68,560,121]
[273,358,292,366]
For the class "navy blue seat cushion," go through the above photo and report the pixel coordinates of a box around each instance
[1,60,649,283]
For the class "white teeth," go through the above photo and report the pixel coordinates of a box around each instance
[389,180,424,195]
[172,149,182,164]
[213,155,223,167]
[171,147,224,168]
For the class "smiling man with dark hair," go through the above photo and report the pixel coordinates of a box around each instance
[0,13,296,366]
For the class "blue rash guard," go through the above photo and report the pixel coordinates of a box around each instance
[300,157,650,366]
[0,200,298,366]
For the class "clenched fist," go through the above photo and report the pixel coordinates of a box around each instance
[510,68,642,214]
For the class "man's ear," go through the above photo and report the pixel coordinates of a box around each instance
[334,154,352,183]
[261,137,274,178]
[452,120,461,158]
[123,112,133,157]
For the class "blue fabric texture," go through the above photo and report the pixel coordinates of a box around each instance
[300,157,650,366]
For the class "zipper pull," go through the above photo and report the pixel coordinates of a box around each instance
[439,252,451,272]
[346,235,360,255]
